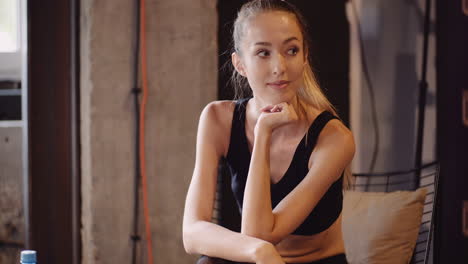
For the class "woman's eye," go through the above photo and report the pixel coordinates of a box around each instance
[287,47,299,55]
[257,50,270,57]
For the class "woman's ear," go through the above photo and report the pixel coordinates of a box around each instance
[303,51,309,66]
[232,52,246,77]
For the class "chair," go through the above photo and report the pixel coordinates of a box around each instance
[349,161,439,264]
[211,160,440,264]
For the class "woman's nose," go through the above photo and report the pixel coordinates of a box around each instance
[272,54,286,76]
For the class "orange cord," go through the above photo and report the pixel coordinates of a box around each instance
[139,0,154,263]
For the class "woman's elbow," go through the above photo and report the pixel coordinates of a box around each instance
[183,217,213,254]
[182,226,197,254]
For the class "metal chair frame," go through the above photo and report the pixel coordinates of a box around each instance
[351,161,440,264]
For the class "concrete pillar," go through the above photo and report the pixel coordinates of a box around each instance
[0,126,24,263]
[80,0,217,263]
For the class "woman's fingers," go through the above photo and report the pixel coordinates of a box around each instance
[260,105,274,113]
[271,105,282,112]
[260,103,286,113]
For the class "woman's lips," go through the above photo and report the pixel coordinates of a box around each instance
[267,80,290,89]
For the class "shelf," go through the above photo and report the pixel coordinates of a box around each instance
[0,120,23,127]
[0,89,21,96]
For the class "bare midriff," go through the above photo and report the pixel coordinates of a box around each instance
[276,214,345,263]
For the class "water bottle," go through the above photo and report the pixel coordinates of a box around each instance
[20,250,37,264]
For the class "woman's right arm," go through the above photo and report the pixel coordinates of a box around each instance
[182,102,284,264]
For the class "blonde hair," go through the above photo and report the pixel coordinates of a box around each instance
[229,0,352,189]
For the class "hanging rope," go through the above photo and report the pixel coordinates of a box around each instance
[130,0,154,262]
[138,0,154,262]
[130,0,142,262]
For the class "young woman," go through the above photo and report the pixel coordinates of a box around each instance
[183,1,355,263]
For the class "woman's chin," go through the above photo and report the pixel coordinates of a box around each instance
[252,89,298,107]
[270,92,297,105]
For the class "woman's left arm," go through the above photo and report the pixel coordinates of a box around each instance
[241,118,355,245]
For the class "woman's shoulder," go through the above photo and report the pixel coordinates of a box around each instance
[200,100,236,124]
[203,100,236,115]
[316,113,355,154]
[198,100,238,136]
[304,107,354,151]
[198,100,237,157]
[307,110,355,172]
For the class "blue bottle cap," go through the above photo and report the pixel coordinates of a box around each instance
[21,250,37,263]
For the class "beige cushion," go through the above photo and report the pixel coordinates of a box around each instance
[342,188,427,264]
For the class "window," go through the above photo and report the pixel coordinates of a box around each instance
[0,0,20,52]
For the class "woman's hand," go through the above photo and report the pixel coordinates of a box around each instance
[257,254,285,264]
[255,102,298,135]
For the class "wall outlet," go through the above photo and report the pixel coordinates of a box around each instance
[464,201,468,237]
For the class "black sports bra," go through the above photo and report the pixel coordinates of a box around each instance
[225,98,344,236]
